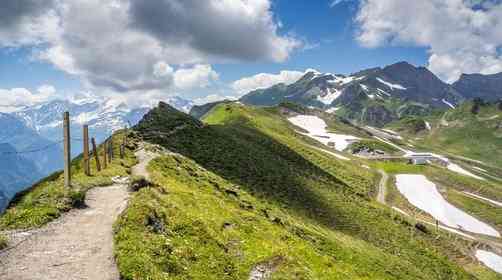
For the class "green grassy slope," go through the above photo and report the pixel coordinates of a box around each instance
[0,131,137,230]
[115,102,481,279]
[387,102,502,168]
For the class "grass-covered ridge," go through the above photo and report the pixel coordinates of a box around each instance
[115,102,482,279]
[0,131,137,230]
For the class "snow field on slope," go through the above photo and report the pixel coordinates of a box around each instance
[395,174,499,237]
[288,115,358,152]
[475,250,502,274]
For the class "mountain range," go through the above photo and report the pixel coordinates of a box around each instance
[239,61,502,126]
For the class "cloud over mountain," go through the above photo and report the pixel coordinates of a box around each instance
[356,0,502,82]
[232,70,305,95]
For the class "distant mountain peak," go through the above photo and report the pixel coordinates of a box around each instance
[240,61,465,126]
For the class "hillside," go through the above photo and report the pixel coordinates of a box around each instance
[189,100,234,119]
[112,101,499,279]
[386,101,502,168]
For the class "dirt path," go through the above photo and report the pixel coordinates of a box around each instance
[132,148,157,180]
[0,185,128,280]
[0,148,156,280]
[376,170,388,204]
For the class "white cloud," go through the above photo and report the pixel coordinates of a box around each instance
[355,0,502,82]
[153,61,174,78]
[174,64,219,90]
[231,70,305,95]
[330,0,353,8]
[0,85,56,112]
[0,0,299,97]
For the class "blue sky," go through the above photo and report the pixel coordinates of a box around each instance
[0,0,501,108]
[214,0,428,84]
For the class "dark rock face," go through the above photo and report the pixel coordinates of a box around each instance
[453,72,502,101]
[364,106,396,127]
[378,62,463,107]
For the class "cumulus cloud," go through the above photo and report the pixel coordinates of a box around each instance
[355,0,502,82]
[231,70,305,95]
[0,0,60,47]
[128,0,300,62]
[174,65,219,90]
[0,85,56,112]
[0,0,299,101]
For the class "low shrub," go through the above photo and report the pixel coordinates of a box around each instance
[128,176,151,192]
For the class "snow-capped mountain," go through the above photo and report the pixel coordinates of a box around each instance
[240,62,465,126]
[0,95,193,212]
[14,96,193,148]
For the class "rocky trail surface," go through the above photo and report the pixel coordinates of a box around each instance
[0,148,157,280]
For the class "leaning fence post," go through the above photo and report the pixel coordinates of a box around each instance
[63,112,71,187]
[83,125,90,176]
[102,139,108,169]
[91,137,101,171]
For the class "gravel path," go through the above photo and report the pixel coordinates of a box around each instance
[0,148,156,280]
[376,170,388,204]
[0,184,128,280]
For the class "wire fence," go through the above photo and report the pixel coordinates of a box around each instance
[0,136,111,156]
[0,140,65,156]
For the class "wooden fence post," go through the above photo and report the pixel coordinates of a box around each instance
[63,112,71,188]
[109,136,114,162]
[102,140,108,169]
[83,125,90,176]
[91,137,101,171]
[119,144,124,159]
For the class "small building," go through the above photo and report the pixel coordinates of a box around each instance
[410,157,429,165]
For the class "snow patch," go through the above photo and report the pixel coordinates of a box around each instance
[288,115,359,151]
[425,121,431,130]
[360,84,369,91]
[447,163,486,181]
[442,99,456,109]
[325,107,341,114]
[476,250,502,274]
[317,88,342,105]
[376,77,406,90]
[377,88,391,97]
[395,174,499,237]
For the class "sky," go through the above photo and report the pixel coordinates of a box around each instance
[1,0,502,111]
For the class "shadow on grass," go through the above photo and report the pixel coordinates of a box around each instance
[137,117,363,231]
